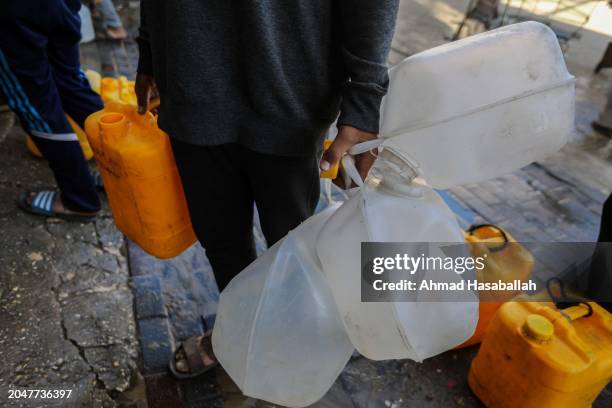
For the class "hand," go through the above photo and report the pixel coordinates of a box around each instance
[320,125,378,188]
[135,73,158,115]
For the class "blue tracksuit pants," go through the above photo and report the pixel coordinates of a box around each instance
[0,0,103,213]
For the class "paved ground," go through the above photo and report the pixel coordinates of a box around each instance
[1,0,611,407]
[119,1,612,406]
[0,115,143,407]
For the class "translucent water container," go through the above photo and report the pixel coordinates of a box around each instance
[379,22,574,189]
[316,21,573,361]
[212,206,354,407]
[316,169,478,361]
[84,102,196,259]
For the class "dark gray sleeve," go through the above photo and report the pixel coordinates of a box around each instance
[336,0,399,133]
[137,1,153,75]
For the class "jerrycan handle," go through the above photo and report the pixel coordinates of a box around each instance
[148,97,160,112]
[546,277,594,320]
[340,139,386,188]
[341,155,364,188]
[467,224,509,253]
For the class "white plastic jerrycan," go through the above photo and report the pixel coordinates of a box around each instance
[380,21,574,189]
[212,206,354,408]
[316,154,478,361]
[316,21,573,361]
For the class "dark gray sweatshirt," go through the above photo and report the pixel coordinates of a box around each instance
[138,0,399,156]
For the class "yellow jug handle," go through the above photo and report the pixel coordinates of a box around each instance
[148,97,160,112]
[467,224,509,253]
[561,303,593,321]
[545,277,594,321]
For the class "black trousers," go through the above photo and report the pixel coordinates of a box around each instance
[0,0,103,212]
[597,194,612,242]
[171,139,320,291]
[587,194,612,311]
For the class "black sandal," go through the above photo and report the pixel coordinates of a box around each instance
[17,190,97,222]
[168,330,218,379]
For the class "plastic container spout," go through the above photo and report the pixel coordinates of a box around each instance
[99,112,127,141]
[374,147,423,196]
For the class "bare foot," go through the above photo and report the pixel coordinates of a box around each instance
[174,336,217,373]
[171,334,218,378]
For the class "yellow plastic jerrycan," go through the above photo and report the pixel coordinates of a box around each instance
[457,224,534,348]
[84,69,101,94]
[84,102,197,259]
[26,114,94,160]
[320,140,340,179]
[100,76,137,106]
[469,299,612,408]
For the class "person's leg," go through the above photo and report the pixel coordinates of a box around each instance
[599,85,612,129]
[593,82,612,138]
[170,139,257,292]
[47,12,104,128]
[97,0,128,40]
[168,142,319,378]
[597,193,612,242]
[586,194,612,312]
[245,147,320,246]
[98,0,124,28]
[0,1,100,214]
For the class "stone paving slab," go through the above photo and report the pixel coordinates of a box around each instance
[143,372,182,407]
[128,242,220,345]
[137,317,174,376]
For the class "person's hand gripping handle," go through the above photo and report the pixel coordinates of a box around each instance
[135,73,159,115]
[320,126,382,188]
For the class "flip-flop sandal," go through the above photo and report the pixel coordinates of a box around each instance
[17,190,97,223]
[169,330,218,379]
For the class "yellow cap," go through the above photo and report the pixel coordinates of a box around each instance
[523,314,554,342]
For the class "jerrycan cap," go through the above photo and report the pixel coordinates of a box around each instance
[523,314,554,342]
